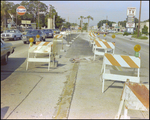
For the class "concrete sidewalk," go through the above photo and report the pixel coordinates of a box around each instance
[67,60,149,119]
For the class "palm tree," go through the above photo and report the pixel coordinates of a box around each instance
[1,1,8,30]
[86,15,93,31]
[78,16,86,30]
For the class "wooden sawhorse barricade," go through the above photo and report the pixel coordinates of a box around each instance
[93,39,115,60]
[88,32,97,47]
[26,42,53,71]
[101,53,141,93]
[115,79,149,119]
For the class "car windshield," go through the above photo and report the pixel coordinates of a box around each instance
[42,29,49,32]
[4,30,16,33]
[27,30,41,35]
[48,29,53,32]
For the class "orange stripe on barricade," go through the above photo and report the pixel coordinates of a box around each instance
[121,56,139,68]
[94,40,102,47]
[36,41,41,45]
[54,35,59,38]
[126,82,149,109]
[102,41,112,49]
[112,42,115,46]
[98,38,106,42]
[105,53,121,66]
[43,42,50,46]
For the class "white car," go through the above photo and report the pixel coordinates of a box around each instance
[1,29,23,41]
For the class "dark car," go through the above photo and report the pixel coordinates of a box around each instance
[41,29,54,38]
[22,29,46,44]
[1,39,14,65]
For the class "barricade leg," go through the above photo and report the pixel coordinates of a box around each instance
[115,99,124,119]
[124,103,128,119]
[26,61,29,70]
[102,79,105,93]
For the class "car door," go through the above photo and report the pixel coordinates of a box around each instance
[1,40,8,59]
[18,30,22,38]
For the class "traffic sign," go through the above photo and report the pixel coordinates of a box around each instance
[36,35,40,38]
[16,6,26,15]
[134,44,141,52]
[112,34,115,38]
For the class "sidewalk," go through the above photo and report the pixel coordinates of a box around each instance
[68,60,149,119]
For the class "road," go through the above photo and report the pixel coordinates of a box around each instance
[1,32,149,119]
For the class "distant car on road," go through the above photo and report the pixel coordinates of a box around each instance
[41,29,54,38]
[22,29,31,35]
[53,28,60,34]
[22,29,46,44]
[1,29,23,41]
[1,39,14,65]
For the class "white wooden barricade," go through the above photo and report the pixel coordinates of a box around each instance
[54,34,63,41]
[26,42,53,71]
[88,32,97,46]
[101,53,141,93]
[115,79,149,119]
[93,39,115,60]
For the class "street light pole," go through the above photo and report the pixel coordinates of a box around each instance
[38,1,39,29]
[137,1,142,38]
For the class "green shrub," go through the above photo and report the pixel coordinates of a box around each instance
[142,25,148,35]
[138,36,148,39]
[123,32,131,36]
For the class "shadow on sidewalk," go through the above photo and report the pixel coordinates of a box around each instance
[1,106,9,119]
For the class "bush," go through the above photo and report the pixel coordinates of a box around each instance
[142,25,148,35]
[138,36,148,39]
[123,32,131,36]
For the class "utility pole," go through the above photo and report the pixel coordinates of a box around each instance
[38,1,39,29]
[16,13,17,28]
[137,1,142,38]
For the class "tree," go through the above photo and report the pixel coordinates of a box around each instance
[142,25,148,35]
[78,16,86,30]
[1,1,15,30]
[82,23,88,31]
[118,20,127,27]
[85,15,93,31]
[63,22,71,28]
[97,20,115,28]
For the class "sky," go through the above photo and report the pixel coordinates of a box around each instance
[11,1,149,26]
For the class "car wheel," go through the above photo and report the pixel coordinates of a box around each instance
[2,54,8,65]
[20,35,22,40]
[43,37,45,41]
[23,41,26,44]
[13,36,17,41]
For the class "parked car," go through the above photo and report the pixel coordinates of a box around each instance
[41,29,54,38]
[1,29,23,41]
[22,29,46,44]
[1,39,14,65]
[22,29,31,35]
